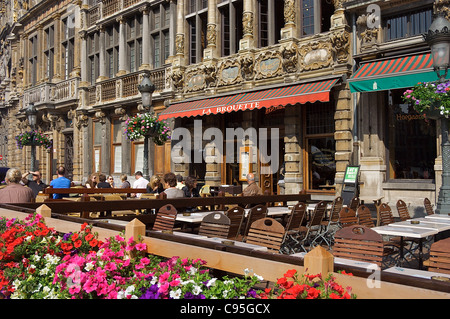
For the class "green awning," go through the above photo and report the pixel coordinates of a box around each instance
[349,53,450,93]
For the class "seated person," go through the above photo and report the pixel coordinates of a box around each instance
[147,175,164,194]
[21,170,47,198]
[97,174,112,188]
[162,172,184,199]
[0,168,34,203]
[50,166,71,199]
[241,173,262,196]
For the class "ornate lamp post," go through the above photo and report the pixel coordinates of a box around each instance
[424,13,450,214]
[25,103,37,172]
[138,72,155,181]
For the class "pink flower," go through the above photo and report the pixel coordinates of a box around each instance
[83,279,97,293]
[135,243,146,251]
[158,282,169,294]
[105,262,117,271]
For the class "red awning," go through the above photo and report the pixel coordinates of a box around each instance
[158,78,339,120]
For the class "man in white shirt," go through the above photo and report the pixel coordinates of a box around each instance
[132,171,149,198]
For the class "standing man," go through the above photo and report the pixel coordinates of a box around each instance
[21,170,47,198]
[132,171,149,198]
[50,166,71,199]
[0,168,34,203]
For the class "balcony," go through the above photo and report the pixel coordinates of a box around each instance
[23,78,80,107]
[87,68,167,106]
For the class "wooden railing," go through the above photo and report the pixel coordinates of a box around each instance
[1,205,449,298]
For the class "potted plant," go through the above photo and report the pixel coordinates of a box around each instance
[124,113,171,145]
[15,130,52,150]
[402,80,450,120]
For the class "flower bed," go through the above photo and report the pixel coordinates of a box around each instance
[0,213,355,299]
[15,130,52,150]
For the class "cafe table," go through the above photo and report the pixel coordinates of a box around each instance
[200,236,268,251]
[372,224,438,269]
[384,266,450,281]
[425,214,450,221]
[411,217,450,225]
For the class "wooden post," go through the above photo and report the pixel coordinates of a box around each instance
[80,193,90,219]
[303,246,334,276]
[125,218,146,243]
[36,204,52,218]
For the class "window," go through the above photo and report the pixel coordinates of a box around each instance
[29,34,38,85]
[93,121,102,173]
[219,0,243,56]
[106,24,119,77]
[305,102,336,190]
[388,89,436,180]
[111,119,122,173]
[88,32,99,84]
[300,0,334,36]
[62,15,75,79]
[127,14,143,72]
[384,7,432,41]
[186,1,208,64]
[151,3,170,68]
[257,0,283,47]
[44,25,54,81]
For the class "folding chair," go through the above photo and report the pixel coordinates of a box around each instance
[226,206,246,240]
[426,237,450,274]
[333,225,399,268]
[424,198,435,215]
[356,205,375,228]
[246,217,286,253]
[243,204,268,239]
[349,196,360,211]
[396,199,411,221]
[378,203,395,226]
[302,201,328,249]
[280,202,307,254]
[198,212,231,239]
[152,204,178,231]
[338,207,358,228]
[317,197,343,248]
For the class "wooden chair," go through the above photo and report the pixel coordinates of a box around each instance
[333,225,386,267]
[378,203,395,226]
[198,212,231,239]
[245,217,286,253]
[424,198,435,215]
[349,196,360,211]
[357,205,375,228]
[226,206,246,240]
[140,193,157,199]
[243,204,268,238]
[338,207,358,228]
[396,199,411,221]
[303,201,328,248]
[281,202,307,254]
[426,237,450,274]
[152,204,178,231]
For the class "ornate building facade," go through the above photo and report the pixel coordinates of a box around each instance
[1,0,447,212]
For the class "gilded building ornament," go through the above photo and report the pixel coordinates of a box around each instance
[171,68,184,90]
[330,30,350,65]
[284,0,296,25]
[242,12,253,37]
[218,59,242,86]
[281,42,298,73]
[240,55,254,81]
[206,24,217,47]
[175,34,184,55]
[298,41,332,71]
[255,50,283,80]
[434,0,450,20]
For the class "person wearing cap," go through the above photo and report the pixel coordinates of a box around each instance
[21,170,48,198]
[0,168,34,203]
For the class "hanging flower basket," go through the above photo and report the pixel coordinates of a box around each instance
[124,113,171,145]
[15,130,52,150]
[403,80,450,119]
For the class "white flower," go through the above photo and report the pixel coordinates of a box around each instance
[192,285,202,295]
[84,262,94,271]
[125,285,135,294]
[244,268,252,276]
[32,254,41,262]
[170,289,182,299]
[223,290,229,298]
[254,274,264,281]
[116,290,125,299]
[39,267,49,276]
[206,278,217,287]
[188,266,197,275]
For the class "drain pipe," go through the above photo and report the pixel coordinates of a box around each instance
[351,12,359,167]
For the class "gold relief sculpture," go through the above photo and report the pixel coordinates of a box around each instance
[175,34,184,55]
[218,59,242,86]
[281,42,298,73]
[242,12,253,36]
[330,30,350,64]
[299,41,333,71]
[240,55,254,81]
[206,24,216,47]
[284,0,295,24]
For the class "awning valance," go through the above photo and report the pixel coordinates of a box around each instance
[158,78,339,120]
[349,52,450,93]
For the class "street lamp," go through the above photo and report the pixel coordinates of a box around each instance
[138,72,155,181]
[424,13,450,215]
[25,103,37,172]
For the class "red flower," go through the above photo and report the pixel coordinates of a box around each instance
[71,233,79,241]
[306,287,320,299]
[89,239,98,247]
[74,240,82,248]
[284,269,297,278]
[85,234,94,242]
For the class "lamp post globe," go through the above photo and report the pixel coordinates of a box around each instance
[425,13,450,215]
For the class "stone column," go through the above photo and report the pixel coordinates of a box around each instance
[169,0,177,58]
[280,0,297,40]
[284,105,302,194]
[98,26,107,81]
[140,6,150,70]
[116,16,127,76]
[52,14,62,82]
[239,0,254,50]
[37,24,44,83]
[79,31,89,87]
[204,0,217,60]
[173,0,185,66]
